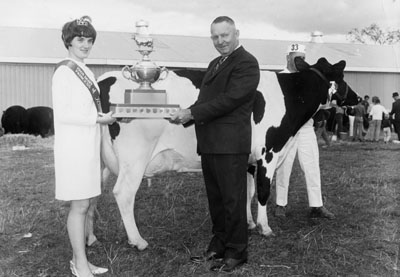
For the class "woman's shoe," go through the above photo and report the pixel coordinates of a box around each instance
[69,260,81,277]
[89,264,108,275]
[70,261,95,277]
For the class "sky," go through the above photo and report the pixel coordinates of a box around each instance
[0,0,399,43]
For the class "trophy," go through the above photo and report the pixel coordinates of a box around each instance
[110,20,180,118]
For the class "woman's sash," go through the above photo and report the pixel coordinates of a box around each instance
[55,60,102,113]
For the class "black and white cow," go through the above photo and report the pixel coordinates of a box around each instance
[90,57,356,250]
[1,105,28,134]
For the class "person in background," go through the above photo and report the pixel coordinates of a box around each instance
[382,112,391,143]
[313,109,331,147]
[367,96,388,142]
[361,95,370,136]
[331,99,344,140]
[170,16,260,273]
[274,43,334,220]
[390,92,400,140]
[361,95,370,112]
[352,98,366,142]
[52,16,115,277]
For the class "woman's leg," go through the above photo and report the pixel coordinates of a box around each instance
[68,199,93,276]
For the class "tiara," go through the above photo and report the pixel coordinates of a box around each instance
[76,16,92,26]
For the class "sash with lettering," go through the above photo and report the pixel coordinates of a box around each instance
[55,60,102,113]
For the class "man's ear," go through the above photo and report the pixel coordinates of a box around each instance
[294,57,309,72]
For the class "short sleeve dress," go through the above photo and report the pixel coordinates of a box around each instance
[52,58,101,201]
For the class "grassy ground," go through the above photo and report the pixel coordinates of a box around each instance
[0,134,399,276]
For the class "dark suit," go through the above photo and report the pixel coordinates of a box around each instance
[390,99,400,139]
[190,46,260,259]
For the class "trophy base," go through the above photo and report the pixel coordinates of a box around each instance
[124,89,167,105]
[110,103,180,118]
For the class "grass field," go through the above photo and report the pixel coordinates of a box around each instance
[0,134,399,276]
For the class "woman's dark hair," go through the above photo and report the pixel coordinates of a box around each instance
[61,16,97,49]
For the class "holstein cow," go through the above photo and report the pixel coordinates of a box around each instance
[1,105,28,134]
[93,57,353,250]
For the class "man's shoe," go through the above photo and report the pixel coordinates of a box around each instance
[310,206,335,220]
[210,257,247,273]
[190,250,223,263]
[274,205,286,218]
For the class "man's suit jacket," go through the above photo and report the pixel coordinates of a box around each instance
[190,46,260,154]
[390,99,400,122]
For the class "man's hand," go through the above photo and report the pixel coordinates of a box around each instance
[169,109,193,124]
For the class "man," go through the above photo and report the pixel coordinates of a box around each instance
[352,98,366,142]
[274,43,335,220]
[170,16,259,273]
[360,95,370,135]
[332,99,344,140]
[390,92,400,140]
[361,95,370,113]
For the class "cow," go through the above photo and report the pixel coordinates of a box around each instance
[26,106,54,138]
[1,105,28,134]
[90,57,356,251]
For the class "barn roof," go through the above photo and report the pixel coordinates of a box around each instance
[0,26,399,72]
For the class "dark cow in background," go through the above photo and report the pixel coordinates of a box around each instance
[1,105,54,137]
[83,57,356,251]
[1,105,28,134]
[26,106,54,138]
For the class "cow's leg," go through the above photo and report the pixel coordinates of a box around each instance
[255,155,276,237]
[113,162,149,250]
[246,172,256,230]
[256,201,273,237]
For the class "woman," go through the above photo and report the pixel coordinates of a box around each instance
[52,16,115,277]
[367,96,388,142]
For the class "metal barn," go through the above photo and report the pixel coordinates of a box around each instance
[0,26,399,115]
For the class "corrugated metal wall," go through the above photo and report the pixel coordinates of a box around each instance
[0,63,54,112]
[345,71,400,109]
[0,63,399,118]
[0,63,122,113]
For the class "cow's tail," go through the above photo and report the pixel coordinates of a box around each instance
[252,90,266,124]
[101,126,119,176]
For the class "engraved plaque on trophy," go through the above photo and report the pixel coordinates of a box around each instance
[110,20,180,118]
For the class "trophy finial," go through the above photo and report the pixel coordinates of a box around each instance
[133,20,153,58]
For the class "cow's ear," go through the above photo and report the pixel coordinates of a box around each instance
[295,57,309,72]
[333,60,346,72]
[317,57,329,64]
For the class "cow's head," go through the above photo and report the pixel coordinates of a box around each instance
[295,57,359,106]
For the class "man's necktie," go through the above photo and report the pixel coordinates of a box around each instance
[213,56,228,74]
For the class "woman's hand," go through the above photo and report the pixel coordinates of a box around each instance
[97,111,117,125]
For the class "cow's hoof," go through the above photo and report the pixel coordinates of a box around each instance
[129,239,148,251]
[257,225,274,237]
[247,221,257,230]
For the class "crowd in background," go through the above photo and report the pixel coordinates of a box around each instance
[314,91,400,145]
